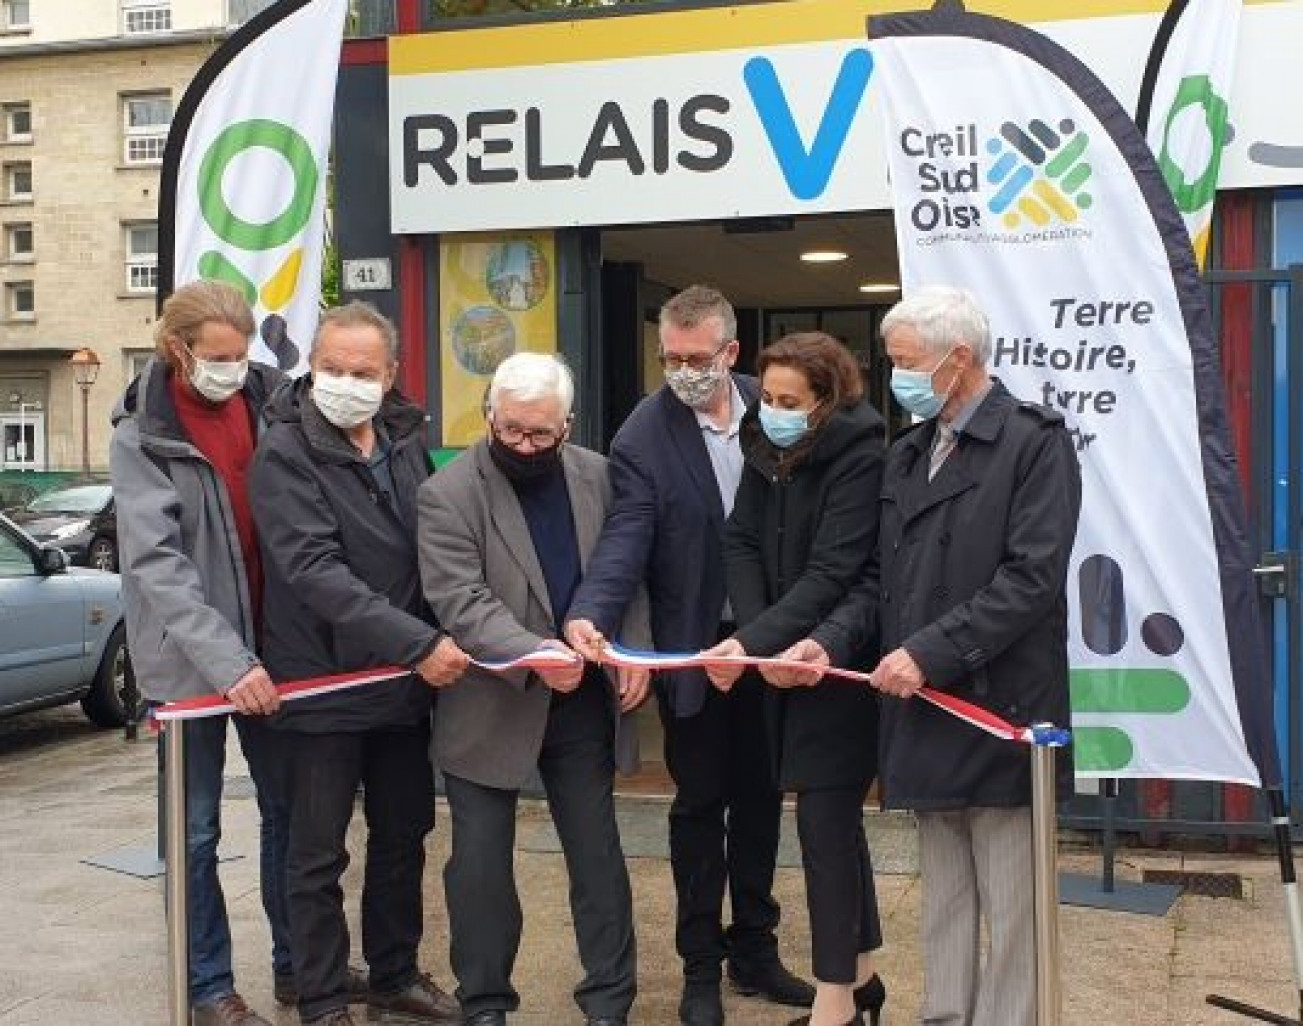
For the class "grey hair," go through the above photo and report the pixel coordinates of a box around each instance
[488,353,575,417]
[880,285,992,366]
[659,284,737,345]
[313,301,399,361]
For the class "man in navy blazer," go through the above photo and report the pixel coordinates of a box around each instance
[567,286,813,1025]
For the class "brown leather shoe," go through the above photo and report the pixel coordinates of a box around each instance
[275,966,371,1006]
[303,1011,357,1026]
[192,993,273,1026]
[365,972,460,1023]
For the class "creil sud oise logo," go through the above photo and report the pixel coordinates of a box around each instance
[898,116,1095,238]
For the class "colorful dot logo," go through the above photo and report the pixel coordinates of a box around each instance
[1071,553,1193,772]
[986,118,1093,228]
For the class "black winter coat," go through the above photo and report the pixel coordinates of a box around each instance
[725,398,886,791]
[874,380,1081,808]
[250,375,440,733]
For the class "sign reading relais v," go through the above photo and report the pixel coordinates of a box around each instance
[388,0,1303,235]
[388,7,890,233]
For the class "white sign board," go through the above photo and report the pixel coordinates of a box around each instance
[388,2,1303,235]
[342,257,393,291]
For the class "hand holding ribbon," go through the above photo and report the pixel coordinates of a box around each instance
[699,637,748,692]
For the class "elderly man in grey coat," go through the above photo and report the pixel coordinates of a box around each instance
[417,353,650,1026]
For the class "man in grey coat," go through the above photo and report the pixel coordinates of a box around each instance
[417,353,650,1026]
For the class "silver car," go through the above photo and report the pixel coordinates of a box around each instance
[0,512,131,726]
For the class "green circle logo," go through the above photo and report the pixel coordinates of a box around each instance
[1157,74,1229,214]
[198,119,318,251]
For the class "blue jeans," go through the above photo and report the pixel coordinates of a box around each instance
[178,714,291,1005]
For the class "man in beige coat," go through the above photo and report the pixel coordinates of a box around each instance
[417,353,649,1026]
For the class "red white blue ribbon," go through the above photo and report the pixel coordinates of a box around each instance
[154,643,1068,747]
[153,651,582,722]
[602,643,1068,747]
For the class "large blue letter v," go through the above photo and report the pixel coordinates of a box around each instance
[744,48,875,201]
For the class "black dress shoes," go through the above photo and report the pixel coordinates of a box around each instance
[585,1018,627,1025]
[727,958,817,1008]
[786,1014,864,1026]
[462,1013,506,1026]
[679,980,724,1026]
[854,973,887,1025]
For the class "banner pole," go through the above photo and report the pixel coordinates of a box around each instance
[1266,787,1303,1023]
[1207,787,1303,1024]
[1031,724,1063,1026]
[164,720,189,1026]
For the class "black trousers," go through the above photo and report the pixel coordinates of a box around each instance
[442,677,635,1019]
[280,723,435,1022]
[658,668,783,980]
[796,785,882,984]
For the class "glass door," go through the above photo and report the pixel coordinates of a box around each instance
[1,410,44,470]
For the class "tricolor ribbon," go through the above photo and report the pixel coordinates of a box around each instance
[153,650,582,722]
[155,643,1069,747]
[602,643,1069,748]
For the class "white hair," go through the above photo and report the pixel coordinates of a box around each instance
[488,353,575,417]
[880,285,992,366]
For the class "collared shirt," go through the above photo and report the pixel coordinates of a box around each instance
[695,380,745,622]
[942,378,995,436]
[695,379,746,519]
[366,422,397,509]
[930,379,994,481]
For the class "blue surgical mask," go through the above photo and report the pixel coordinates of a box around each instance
[890,347,957,419]
[758,402,811,449]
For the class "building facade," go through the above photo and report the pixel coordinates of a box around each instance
[0,1,275,472]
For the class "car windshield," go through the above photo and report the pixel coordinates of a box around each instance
[28,484,112,515]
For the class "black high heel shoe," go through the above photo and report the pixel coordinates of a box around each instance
[785,1014,863,1026]
[854,973,886,1026]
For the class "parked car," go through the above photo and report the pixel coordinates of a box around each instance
[8,479,117,572]
[0,512,132,727]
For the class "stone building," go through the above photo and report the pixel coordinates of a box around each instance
[0,1,275,472]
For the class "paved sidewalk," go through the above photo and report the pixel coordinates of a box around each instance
[0,711,1298,1025]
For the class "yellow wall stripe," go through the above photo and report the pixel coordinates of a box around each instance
[390,0,1186,76]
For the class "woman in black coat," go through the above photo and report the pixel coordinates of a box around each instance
[705,333,887,1026]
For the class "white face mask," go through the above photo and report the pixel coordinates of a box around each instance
[182,343,248,404]
[313,371,384,430]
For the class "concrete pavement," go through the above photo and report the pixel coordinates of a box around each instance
[0,706,1298,1025]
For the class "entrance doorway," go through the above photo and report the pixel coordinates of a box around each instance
[597,211,903,795]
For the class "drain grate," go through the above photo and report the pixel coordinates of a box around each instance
[1141,869,1244,898]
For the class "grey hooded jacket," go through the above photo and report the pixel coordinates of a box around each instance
[109,357,284,703]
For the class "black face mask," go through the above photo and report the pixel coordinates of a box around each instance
[489,434,564,483]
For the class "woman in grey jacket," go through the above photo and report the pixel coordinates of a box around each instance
[110,280,287,1026]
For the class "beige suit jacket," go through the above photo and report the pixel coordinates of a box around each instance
[417,439,649,789]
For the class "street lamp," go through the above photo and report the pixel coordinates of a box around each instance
[69,348,101,477]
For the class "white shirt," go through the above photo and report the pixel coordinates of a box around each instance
[695,379,746,621]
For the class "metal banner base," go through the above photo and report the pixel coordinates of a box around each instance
[81,848,240,880]
[1058,871,1182,916]
[82,847,165,879]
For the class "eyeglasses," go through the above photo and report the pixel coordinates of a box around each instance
[657,338,732,373]
[491,418,567,449]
